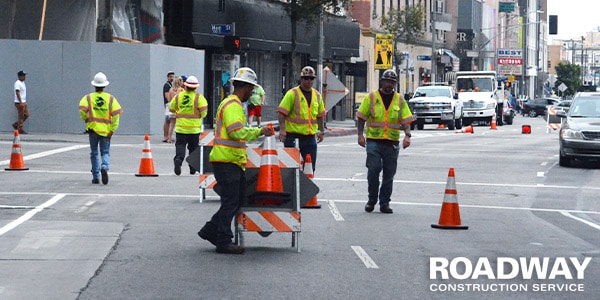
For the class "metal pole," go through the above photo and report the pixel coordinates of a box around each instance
[317,8,324,94]
[430,2,436,84]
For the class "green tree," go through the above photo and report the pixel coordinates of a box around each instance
[554,62,582,96]
[278,0,348,88]
[380,3,424,46]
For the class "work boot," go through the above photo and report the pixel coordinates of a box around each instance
[101,168,109,185]
[380,205,393,214]
[216,244,245,254]
[174,159,182,176]
[197,229,217,246]
[92,178,100,184]
[364,201,376,213]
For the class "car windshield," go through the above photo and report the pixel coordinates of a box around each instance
[414,88,451,98]
[569,98,600,118]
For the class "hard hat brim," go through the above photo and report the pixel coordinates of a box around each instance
[231,78,259,86]
[91,80,109,87]
[184,82,199,88]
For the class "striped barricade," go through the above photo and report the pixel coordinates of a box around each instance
[237,211,301,233]
[546,106,562,133]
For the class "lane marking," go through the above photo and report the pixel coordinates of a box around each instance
[0,194,66,236]
[327,200,344,221]
[314,177,600,191]
[537,172,545,177]
[0,145,87,166]
[351,245,379,269]
[560,211,600,231]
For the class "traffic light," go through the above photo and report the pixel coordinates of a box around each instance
[224,35,241,52]
[505,81,511,88]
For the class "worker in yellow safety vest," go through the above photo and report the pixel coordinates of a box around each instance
[169,75,208,176]
[277,66,326,171]
[200,67,274,254]
[356,69,415,214]
[78,72,123,185]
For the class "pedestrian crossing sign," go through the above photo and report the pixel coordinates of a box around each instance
[375,34,394,70]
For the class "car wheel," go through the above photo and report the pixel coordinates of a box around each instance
[410,122,416,130]
[529,110,537,118]
[455,116,463,130]
[447,118,455,131]
[559,150,571,167]
[505,115,513,125]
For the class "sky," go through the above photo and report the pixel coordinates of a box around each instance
[547,0,600,41]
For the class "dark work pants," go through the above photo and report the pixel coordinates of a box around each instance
[284,133,317,172]
[365,139,399,206]
[202,162,245,246]
[174,132,199,171]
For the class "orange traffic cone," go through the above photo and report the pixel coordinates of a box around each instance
[248,134,291,206]
[301,154,321,209]
[490,113,497,130]
[431,168,468,230]
[454,125,474,134]
[437,123,445,129]
[135,134,159,177]
[5,130,29,171]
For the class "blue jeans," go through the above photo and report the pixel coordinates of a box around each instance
[284,133,317,171]
[365,140,399,206]
[88,131,110,180]
[203,163,245,246]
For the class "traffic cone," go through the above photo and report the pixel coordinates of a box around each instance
[522,125,531,134]
[248,133,291,206]
[490,113,497,130]
[454,125,474,134]
[5,130,29,171]
[437,123,445,129]
[135,134,159,177]
[301,154,321,209]
[431,168,468,230]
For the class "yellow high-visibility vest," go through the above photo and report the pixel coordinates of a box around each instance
[78,92,123,136]
[277,86,326,135]
[170,90,208,134]
[356,91,414,141]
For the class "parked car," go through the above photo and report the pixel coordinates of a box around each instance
[521,98,560,117]
[553,100,572,114]
[558,95,600,167]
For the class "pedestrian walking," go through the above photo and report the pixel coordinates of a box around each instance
[277,66,326,171]
[198,67,274,254]
[169,75,208,175]
[12,70,29,134]
[356,69,415,214]
[247,84,265,127]
[163,71,174,142]
[165,75,185,143]
[78,72,123,185]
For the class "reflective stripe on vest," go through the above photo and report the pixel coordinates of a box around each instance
[365,91,404,140]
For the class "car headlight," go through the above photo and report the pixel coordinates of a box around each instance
[561,129,584,140]
[486,103,495,109]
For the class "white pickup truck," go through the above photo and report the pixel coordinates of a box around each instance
[408,85,463,130]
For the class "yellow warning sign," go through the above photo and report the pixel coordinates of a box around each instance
[375,34,394,70]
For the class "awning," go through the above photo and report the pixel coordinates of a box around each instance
[443,49,460,72]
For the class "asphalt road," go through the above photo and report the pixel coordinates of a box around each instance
[0,115,599,300]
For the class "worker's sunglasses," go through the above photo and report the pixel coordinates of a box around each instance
[301,77,314,81]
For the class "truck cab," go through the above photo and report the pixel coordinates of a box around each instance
[456,71,504,126]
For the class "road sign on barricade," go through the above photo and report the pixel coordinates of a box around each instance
[546,106,562,133]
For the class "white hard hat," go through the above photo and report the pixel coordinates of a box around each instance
[91,72,109,87]
[230,67,258,86]
[184,75,200,88]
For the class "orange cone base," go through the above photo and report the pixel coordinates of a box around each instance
[431,224,468,230]
[301,196,321,209]
[135,173,158,177]
[5,167,29,171]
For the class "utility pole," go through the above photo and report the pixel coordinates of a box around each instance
[581,36,585,84]
[520,3,527,99]
[430,2,436,85]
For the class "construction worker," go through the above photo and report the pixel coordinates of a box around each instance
[277,66,326,171]
[169,75,208,175]
[78,72,123,185]
[199,67,274,254]
[356,69,415,214]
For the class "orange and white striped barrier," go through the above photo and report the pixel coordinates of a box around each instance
[546,106,561,133]
[5,130,29,171]
[431,168,468,230]
[199,174,217,189]
[199,131,215,146]
[237,211,301,232]
[301,154,320,209]
[135,134,158,177]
